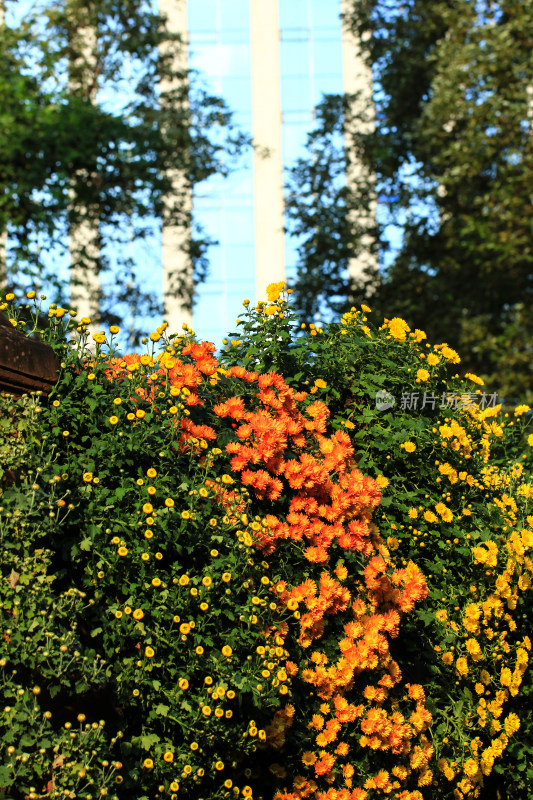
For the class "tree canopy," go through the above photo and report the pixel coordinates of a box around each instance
[286,0,533,401]
[0,0,249,340]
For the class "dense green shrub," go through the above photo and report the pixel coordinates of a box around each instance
[0,287,531,800]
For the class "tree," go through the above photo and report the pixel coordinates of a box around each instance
[284,93,379,324]
[0,0,249,341]
[286,0,533,400]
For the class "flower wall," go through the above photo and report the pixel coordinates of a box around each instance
[0,286,531,800]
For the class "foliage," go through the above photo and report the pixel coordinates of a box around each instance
[0,0,249,335]
[284,94,378,324]
[223,286,533,799]
[0,284,532,800]
[285,0,533,400]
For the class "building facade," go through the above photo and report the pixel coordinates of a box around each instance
[164,0,372,346]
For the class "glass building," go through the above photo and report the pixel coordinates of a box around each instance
[165,0,371,346]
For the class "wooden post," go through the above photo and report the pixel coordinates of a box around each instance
[0,314,58,397]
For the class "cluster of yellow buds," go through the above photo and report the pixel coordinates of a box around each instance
[149,321,168,342]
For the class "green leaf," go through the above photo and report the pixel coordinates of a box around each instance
[138,733,160,750]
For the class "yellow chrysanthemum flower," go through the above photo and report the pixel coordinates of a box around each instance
[435,502,453,522]
[455,657,468,676]
[266,281,285,302]
[466,638,482,661]
[464,758,479,778]
[504,713,520,736]
[401,441,416,453]
[387,317,410,341]
[464,372,484,386]
[438,344,461,364]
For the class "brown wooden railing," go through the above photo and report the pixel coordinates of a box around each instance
[0,313,58,397]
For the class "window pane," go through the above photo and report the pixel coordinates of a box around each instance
[282,119,313,162]
[311,0,342,30]
[187,0,218,31]
[221,76,252,113]
[189,43,250,78]
[222,209,255,246]
[313,40,343,79]
[279,0,310,30]
[281,75,312,112]
[224,245,256,281]
[219,0,250,31]
[280,40,311,78]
